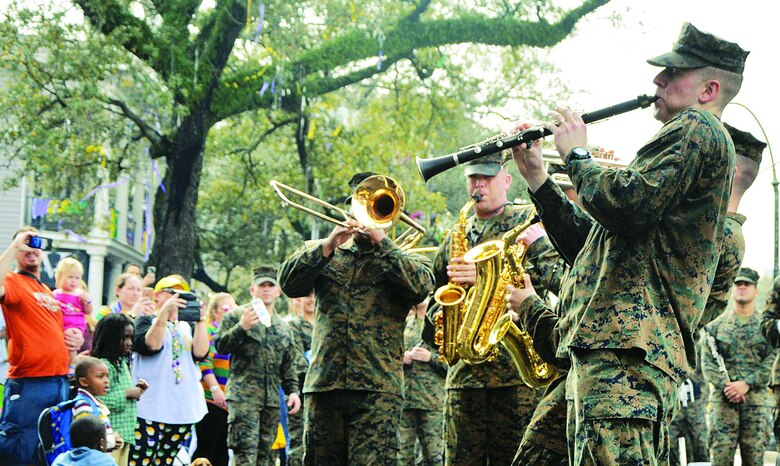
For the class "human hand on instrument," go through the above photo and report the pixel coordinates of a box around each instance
[724,381,750,403]
[511,122,548,192]
[447,257,477,286]
[410,346,432,363]
[366,227,387,245]
[323,220,364,256]
[505,275,537,313]
[544,107,588,160]
[518,224,547,247]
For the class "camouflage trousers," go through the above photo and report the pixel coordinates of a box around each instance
[287,395,304,466]
[444,385,538,466]
[226,402,280,466]
[303,389,402,466]
[513,375,569,466]
[773,386,780,451]
[567,348,678,466]
[668,394,708,465]
[399,408,444,466]
[708,400,772,466]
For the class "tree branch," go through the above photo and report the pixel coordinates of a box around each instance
[101,97,170,156]
[73,0,168,80]
[211,0,609,121]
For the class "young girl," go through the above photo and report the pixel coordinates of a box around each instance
[53,257,93,365]
[91,313,148,466]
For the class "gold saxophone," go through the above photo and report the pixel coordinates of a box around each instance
[456,210,558,389]
[433,194,481,365]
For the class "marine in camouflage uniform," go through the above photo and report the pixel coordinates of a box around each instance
[286,294,315,466]
[426,152,562,466]
[510,22,748,465]
[702,268,775,466]
[213,268,301,466]
[669,121,764,466]
[399,301,447,466]
[279,172,435,466]
[763,276,780,454]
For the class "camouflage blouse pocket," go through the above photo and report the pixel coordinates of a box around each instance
[321,263,350,286]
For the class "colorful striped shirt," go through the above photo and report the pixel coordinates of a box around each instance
[199,321,231,405]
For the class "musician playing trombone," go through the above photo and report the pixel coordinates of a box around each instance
[509,22,748,465]
[278,172,434,466]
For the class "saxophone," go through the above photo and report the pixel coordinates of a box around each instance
[456,209,558,389]
[433,194,481,365]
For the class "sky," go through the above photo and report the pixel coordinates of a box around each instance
[520,0,779,278]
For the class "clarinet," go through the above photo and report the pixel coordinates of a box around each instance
[416,94,658,182]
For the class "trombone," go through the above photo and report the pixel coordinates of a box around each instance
[270,175,427,250]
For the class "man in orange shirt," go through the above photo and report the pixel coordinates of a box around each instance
[0,227,83,466]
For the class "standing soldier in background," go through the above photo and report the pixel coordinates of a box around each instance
[763,271,780,455]
[399,299,446,465]
[286,292,315,466]
[426,152,560,466]
[279,172,435,466]
[214,266,302,466]
[703,268,775,466]
[669,121,764,466]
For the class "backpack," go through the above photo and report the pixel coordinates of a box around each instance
[36,398,78,466]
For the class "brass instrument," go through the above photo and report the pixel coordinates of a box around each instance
[456,211,558,389]
[416,94,657,182]
[432,194,481,365]
[269,175,426,250]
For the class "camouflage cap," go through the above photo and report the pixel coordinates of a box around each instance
[252,264,279,286]
[724,122,766,166]
[647,22,749,74]
[734,267,759,285]
[464,150,512,177]
[345,171,378,204]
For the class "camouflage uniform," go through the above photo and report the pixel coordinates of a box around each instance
[278,236,434,466]
[428,203,560,466]
[511,179,582,466]
[762,277,780,454]
[702,309,775,466]
[213,309,300,466]
[286,317,313,466]
[669,211,746,466]
[399,314,446,466]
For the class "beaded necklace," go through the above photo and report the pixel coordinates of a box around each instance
[167,320,183,384]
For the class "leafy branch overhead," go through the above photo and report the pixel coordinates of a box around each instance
[1,0,610,288]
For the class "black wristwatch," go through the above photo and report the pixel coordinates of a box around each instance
[565,146,591,165]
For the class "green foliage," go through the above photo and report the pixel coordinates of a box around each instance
[0,0,610,290]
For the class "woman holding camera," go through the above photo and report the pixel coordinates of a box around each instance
[130,275,209,465]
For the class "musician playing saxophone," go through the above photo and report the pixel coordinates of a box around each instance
[510,22,748,465]
[425,152,560,466]
[278,172,434,466]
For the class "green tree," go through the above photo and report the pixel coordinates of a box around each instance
[0,0,610,280]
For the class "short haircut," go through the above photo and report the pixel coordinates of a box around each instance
[74,356,104,383]
[69,414,106,449]
[54,257,84,289]
[696,66,743,108]
[733,155,760,197]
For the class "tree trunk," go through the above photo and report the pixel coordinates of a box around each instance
[149,110,209,280]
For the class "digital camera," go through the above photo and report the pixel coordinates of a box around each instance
[28,236,43,249]
[176,291,202,322]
